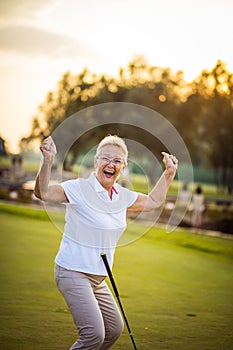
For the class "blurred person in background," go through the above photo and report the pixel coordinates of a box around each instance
[191,185,205,232]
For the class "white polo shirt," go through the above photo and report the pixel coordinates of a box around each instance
[55,173,138,275]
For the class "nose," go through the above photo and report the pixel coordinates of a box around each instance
[107,159,115,166]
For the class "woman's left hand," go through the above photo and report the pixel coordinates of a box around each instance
[162,152,178,176]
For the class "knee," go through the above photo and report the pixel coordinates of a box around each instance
[109,318,124,342]
[116,318,124,339]
[86,327,105,349]
[72,324,105,350]
[94,329,105,347]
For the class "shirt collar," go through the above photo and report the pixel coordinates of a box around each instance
[112,185,118,194]
[91,172,118,195]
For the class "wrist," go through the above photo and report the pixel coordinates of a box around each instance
[164,168,176,179]
[43,157,54,166]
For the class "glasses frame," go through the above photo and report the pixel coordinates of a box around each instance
[96,155,125,166]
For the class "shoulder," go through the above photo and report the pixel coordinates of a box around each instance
[61,178,80,189]
[116,183,138,205]
[60,179,80,198]
[60,178,82,204]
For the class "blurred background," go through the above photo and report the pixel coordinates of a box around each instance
[0,0,232,233]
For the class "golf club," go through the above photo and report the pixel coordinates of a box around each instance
[101,252,138,350]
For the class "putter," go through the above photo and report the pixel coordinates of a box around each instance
[101,252,138,350]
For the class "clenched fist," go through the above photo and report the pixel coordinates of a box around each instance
[162,151,178,177]
[40,136,57,162]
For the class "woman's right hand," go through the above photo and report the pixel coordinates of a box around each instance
[40,136,57,162]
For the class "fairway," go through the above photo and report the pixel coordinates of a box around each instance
[0,203,233,350]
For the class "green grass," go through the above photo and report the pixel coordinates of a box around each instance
[0,203,233,349]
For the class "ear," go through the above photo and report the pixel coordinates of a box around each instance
[121,162,127,173]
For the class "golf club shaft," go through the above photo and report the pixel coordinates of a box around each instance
[101,252,138,350]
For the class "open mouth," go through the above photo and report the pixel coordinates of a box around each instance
[104,170,115,178]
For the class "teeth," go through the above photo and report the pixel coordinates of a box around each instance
[104,170,115,174]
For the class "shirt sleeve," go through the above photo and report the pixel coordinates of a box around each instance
[60,179,80,204]
[127,190,138,207]
[117,185,138,208]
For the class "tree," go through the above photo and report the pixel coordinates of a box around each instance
[20,57,233,189]
[185,60,233,190]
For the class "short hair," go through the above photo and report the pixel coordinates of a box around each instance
[95,135,128,162]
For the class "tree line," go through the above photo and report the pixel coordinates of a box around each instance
[20,55,233,191]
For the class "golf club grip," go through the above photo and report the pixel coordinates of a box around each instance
[101,253,119,297]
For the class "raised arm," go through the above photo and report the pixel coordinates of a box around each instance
[34,136,68,202]
[127,152,178,212]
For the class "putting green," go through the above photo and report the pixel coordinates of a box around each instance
[0,204,232,349]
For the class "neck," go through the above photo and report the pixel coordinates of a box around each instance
[95,174,118,199]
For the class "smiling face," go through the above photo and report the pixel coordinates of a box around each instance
[94,144,127,191]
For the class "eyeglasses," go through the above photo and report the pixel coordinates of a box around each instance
[96,156,125,166]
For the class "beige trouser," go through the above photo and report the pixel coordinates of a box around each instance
[55,265,124,350]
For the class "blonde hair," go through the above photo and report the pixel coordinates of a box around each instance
[95,135,128,162]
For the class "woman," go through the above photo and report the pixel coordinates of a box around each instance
[34,134,178,350]
[191,185,205,232]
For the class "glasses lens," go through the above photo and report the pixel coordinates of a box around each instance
[98,156,123,166]
[113,159,123,165]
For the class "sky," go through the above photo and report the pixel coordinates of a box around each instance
[0,0,232,153]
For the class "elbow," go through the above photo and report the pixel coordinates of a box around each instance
[155,199,165,209]
[34,180,49,201]
[147,196,165,211]
[151,200,164,211]
[34,184,46,200]
[34,179,42,200]
[34,188,42,200]
[34,189,49,201]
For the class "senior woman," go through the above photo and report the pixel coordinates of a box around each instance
[34,134,178,350]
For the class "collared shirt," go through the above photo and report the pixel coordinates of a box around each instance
[92,172,119,202]
[55,173,138,275]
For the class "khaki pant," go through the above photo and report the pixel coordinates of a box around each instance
[55,265,124,349]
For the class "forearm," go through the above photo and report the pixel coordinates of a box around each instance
[34,137,66,202]
[148,169,175,207]
[128,152,177,212]
[34,159,53,200]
